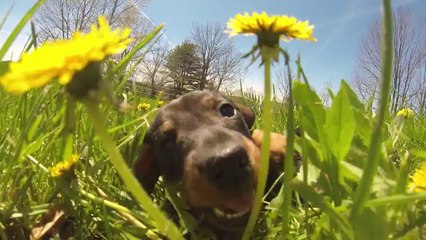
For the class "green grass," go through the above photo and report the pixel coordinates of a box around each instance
[1,74,425,239]
[1,0,426,239]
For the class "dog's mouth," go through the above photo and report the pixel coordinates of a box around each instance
[201,192,254,231]
[212,206,251,219]
[212,191,254,219]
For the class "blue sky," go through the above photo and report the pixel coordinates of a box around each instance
[2,0,425,93]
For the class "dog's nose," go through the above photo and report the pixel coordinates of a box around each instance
[201,143,253,192]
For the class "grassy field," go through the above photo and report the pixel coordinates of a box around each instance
[1,0,426,239]
[1,77,425,239]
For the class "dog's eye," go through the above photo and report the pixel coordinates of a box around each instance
[219,103,236,117]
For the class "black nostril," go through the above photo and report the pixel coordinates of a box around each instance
[212,169,224,180]
[239,157,249,168]
[202,146,253,191]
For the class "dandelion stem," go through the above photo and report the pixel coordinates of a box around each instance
[351,0,393,217]
[84,101,183,240]
[63,98,76,160]
[242,46,272,240]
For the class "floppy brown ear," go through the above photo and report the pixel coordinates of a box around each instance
[235,103,255,130]
[133,135,160,194]
[251,129,302,177]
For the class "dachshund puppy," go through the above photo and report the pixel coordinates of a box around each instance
[134,91,299,239]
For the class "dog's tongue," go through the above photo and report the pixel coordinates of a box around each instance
[224,192,254,212]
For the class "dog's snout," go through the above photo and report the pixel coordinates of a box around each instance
[201,143,253,192]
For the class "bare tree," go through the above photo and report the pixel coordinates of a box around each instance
[275,67,291,101]
[138,40,171,97]
[191,23,244,91]
[352,8,426,113]
[413,62,426,114]
[34,0,150,41]
[211,47,243,90]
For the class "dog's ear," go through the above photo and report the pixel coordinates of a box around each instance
[252,129,303,180]
[134,132,160,194]
[235,103,255,130]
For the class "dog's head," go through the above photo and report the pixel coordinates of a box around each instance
[134,91,261,230]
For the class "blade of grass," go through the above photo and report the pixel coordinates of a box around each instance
[281,50,296,238]
[30,21,38,48]
[18,35,33,61]
[109,24,164,76]
[366,192,426,207]
[351,0,393,217]
[116,34,162,92]
[79,189,161,239]
[291,180,353,237]
[0,0,46,60]
[295,54,313,236]
[0,4,14,33]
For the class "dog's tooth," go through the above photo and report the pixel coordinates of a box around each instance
[243,208,250,215]
[234,208,250,218]
[227,211,242,219]
[214,207,251,219]
[233,210,245,218]
[213,208,225,217]
[235,212,243,218]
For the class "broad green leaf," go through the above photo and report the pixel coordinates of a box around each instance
[327,87,335,100]
[341,81,373,146]
[395,211,426,239]
[340,161,394,193]
[394,152,411,194]
[325,81,356,162]
[352,108,372,147]
[293,81,326,142]
[296,147,323,184]
[341,81,365,111]
[411,150,426,159]
[351,207,388,240]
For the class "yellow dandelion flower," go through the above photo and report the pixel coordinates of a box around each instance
[227,12,316,46]
[397,108,415,118]
[409,163,426,192]
[0,16,132,94]
[137,102,151,111]
[49,154,79,178]
[157,100,165,107]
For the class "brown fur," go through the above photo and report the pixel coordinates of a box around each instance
[134,90,300,239]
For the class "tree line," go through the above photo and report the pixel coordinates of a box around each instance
[352,9,425,114]
[136,23,244,96]
[34,1,425,113]
[34,0,244,96]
